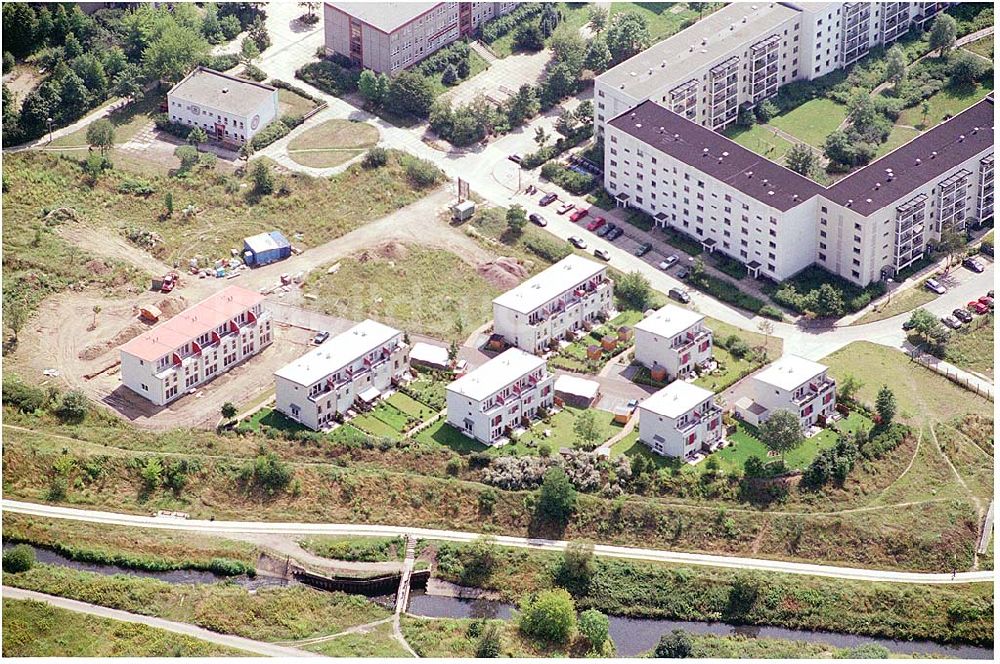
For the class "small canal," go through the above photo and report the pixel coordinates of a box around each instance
[5,543,992,659]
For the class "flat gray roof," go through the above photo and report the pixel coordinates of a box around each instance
[597,2,800,98]
[169,67,276,117]
[326,2,440,33]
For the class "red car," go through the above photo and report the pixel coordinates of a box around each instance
[569,208,589,223]
[967,300,989,314]
[586,216,606,232]
[978,295,994,307]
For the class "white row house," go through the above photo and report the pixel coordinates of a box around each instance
[492,255,614,353]
[274,320,409,430]
[120,286,272,406]
[736,354,836,429]
[639,381,724,459]
[446,348,555,446]
[634,304,714,381]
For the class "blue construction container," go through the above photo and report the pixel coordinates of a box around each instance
[243,231,291,267]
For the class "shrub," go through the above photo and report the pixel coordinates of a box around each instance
[518,588,577,644]
[524,234,571,263]
[2,544,35,573]
[480,3,545,43]
[475,623,503,657]
[655,629,693,658]
[54,389,88,422]
[400,155,442,188]
[238,450,293,496]
[362,147,388,169]
[759,304,783,320]
[239,64,267,81]
[540,161,595,195]
[2,375,49,412]
[414,41,472,78]
[578,608,610,653]
[280,113,305,129]
[117,178,156,196]
[536,467,577,523]
[250,119,291,150]
[296,59,360,96]
[199,53,240,71]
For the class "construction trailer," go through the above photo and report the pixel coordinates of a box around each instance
[243,231,292,267]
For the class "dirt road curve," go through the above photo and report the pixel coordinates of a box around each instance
[1,586,318,657]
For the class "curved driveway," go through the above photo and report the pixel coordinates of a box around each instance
[3,500,992,585]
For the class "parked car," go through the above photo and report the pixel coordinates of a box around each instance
[569,235,587,249]
[594,248,611,261]
[557,202,575,215]
[941,315,963,330]
[980,243,994,257]
[508,154,523,164]
[635,242,653,257]
[586,216,606,232]
[902,319,916,331]
[953,308,973,323]
[658,255,679,270]
[978,295,994,308]
[570,208,589,222]
[596,223,614,237]
[529,213,547,227]
[924,278,946,295]
[676,267,690,280]
[313,331,330,345]
[962,257,985,273]
[668,288,691,304]
[606,225,624,240]
[967,300,989,315]
[539,192,558,206]
[626,399,639,411]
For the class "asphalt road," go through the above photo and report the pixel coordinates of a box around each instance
[3,500,992,585]
[1,586,317,658]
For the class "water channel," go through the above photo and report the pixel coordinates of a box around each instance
[5,543,992,659]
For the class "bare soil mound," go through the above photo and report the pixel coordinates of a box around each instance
[356,241,411,263]
[78,322,146,361]
[477,257,529,290]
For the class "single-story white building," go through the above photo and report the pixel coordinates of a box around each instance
[167,67,279,146]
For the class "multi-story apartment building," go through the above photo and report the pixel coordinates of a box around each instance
[604,95,993,285]
[492,255,614,353]
[167,67,278,146]
[446,348,555,446]
[273,320,409,431]
[323,2,515,74]
[634,305,714,381]
[120,286,272,406]
[638,381,724,458]
[595,2,954,135]
[736,354,836,429]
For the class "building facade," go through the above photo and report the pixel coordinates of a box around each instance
[120,286,272,406]
[604,96,993,285]
[634,304,714,381]
[167,67,278,146]
[595,2,953,135]
[274,320,409,431]
[638,381,724,458]
[446,348,555,446]
[323,2,515,74]
[736,354,836,429]
[492,255,614,353]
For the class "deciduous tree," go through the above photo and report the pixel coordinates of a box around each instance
[758,409,804,459]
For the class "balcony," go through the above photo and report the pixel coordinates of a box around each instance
[792,378,835,406]
[671,329,711,355]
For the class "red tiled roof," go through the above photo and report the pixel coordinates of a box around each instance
[120,286,265,362]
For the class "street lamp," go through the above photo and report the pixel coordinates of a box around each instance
[46,117,54,143]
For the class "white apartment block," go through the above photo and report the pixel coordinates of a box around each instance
[492,255,614,353]
[324,2,515,74]
[639,381,724,458]
[595,2,951,135]
[167,67,279,146]
[120,286,272,406]
[446,348,555,446]
[605,95,993,286]
[736,354,836,429]
[274,320,409,431]
[634,304,714,381]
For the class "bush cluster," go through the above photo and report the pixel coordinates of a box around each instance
[540,162,595,195]
[295,59,360,96]
[520,125,593,169]
[250,119,292,150]
[267,79,324,105]
[479,3,545,43]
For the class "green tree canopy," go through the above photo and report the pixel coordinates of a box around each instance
[605,12,649,64]
[655,629,693,658]
[537,467,577,524]
[578,608,610,653]
[615,271,653,311]
[387,71,435,118]
[928,14,957,55]
[758,410,804,458]
[875,385,896,425]
[86,119,116,155]
[518,588,577,644]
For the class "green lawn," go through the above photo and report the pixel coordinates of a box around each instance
[298,535,404,562]
[608,2,701,42]
[352,409,405,439]
[49,90,162,148]
[277,88,321,117]
[898,81,995,129]
[288,119,378,151]
[768,98,847,149]
[723,123,795,162]
[387,391,439,418]
[239,407,308,434]
[873,124,923,158]
[852,287,937,325]
[820,341,994,424]
[692,344,759,393]
[943,314,994,378]
[305,622,409,657]
[962,35,994,60]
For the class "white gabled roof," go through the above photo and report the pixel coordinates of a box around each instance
[492,255,606,316]
[641,380,714,419]
[274,319,401,387]
[634,304,704,339]
[753,354,827,391]
[447,348,546,401]
[409,342,450,367]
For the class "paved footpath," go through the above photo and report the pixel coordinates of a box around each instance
[3,500,993,585]
[1,586,319,658]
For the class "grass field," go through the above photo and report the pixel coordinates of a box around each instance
[943,314,994,378]
[898,81,995,129]
[820,342,994,423]
[287,119,379,169]
[874,123,923,158]
[48,91,162,148]
[608,2,701,43]
[277,88,321,117]
[297,535,404,562]
[303,245,500,342]
[852,286,937,325]
[768,98,847,149]
[304,622,408,657]
[3,565,390,643]
[723,123,795,161]
[692,344,760,393]
[962,35,994,60]
[2,599,246,657]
